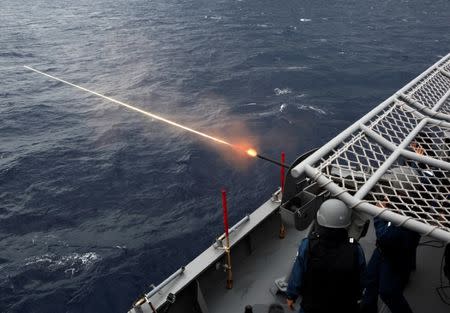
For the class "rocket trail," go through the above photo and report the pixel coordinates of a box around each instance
[24,66,233,147]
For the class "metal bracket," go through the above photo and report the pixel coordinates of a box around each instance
[271,187,282,203]
[166,293,176,304]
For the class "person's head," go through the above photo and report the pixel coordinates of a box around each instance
[316,199,351,229]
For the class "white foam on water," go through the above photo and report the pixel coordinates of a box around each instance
[205,15,222,20]
[297,104,327,115]
[285,66,308,71]
[65,268,76,277]
[31,234,66,247]
[300,18,311,22]
[24,252,101,270]
[274,88,292,95]
[257,110,277,117]
[25,256,53,266]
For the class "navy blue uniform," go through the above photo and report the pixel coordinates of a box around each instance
[361,217,420,313]
[287,228,366,313]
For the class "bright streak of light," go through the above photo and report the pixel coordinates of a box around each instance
[246,148,257,157]
[24,66,234,147]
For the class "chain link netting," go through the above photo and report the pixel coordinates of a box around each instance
[405,70,450,109]
[308,55,450,234]
[440,96,450,115]
[366,159,450,231]
[315,133,391,195]
[365,100,421,145]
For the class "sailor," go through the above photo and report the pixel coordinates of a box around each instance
[286,199,366,313]
[360,200,420,313]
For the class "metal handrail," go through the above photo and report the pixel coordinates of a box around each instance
[145,267,185,300]
[290,53,450,242]
[304,164,450,243]
[214,215,250,248]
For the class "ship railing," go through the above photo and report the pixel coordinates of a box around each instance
[214,215,250,249]
[290,53,450,243]
[144,267,185,301]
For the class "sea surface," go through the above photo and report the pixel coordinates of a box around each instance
[1,0,449,312]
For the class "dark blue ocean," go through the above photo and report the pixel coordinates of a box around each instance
[1,0,449,312]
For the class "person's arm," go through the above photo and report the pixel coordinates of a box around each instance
[286,239,308,301]
[374,216,391,240]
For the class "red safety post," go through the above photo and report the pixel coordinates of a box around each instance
[221,189,233,289]
[222,189,229,239]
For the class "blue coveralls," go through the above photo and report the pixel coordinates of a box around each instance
[286,237,366,313]
[361,217,420,313]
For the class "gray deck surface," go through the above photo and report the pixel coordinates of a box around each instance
[203,220,449,313]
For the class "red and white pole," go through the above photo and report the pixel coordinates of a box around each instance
[221,189,233,289]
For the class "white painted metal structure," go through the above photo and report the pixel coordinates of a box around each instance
[292,53,450,242]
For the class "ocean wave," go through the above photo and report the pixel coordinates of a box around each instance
[0,51,34,58]
[204,15,222,20]
[24,252,101,274]
[257,111,277,117]
[297,104,327,115]
[31,234,66,246]
[274,88,292,95]
[2,0,448,312]
[284,66,309,71]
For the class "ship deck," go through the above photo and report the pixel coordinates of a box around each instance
[131,201,449,313]
[201,216,449,313]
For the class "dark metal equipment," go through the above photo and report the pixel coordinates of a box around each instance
[256,154,290,169]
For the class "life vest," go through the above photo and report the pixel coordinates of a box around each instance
[301,228,361,313]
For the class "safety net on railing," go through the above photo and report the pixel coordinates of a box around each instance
[292,53,450,242]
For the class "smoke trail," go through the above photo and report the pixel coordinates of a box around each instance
[24,66,234,148]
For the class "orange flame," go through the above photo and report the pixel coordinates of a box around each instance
[246,148,258,157]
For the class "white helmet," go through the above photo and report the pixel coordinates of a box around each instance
[317,199,351,228]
